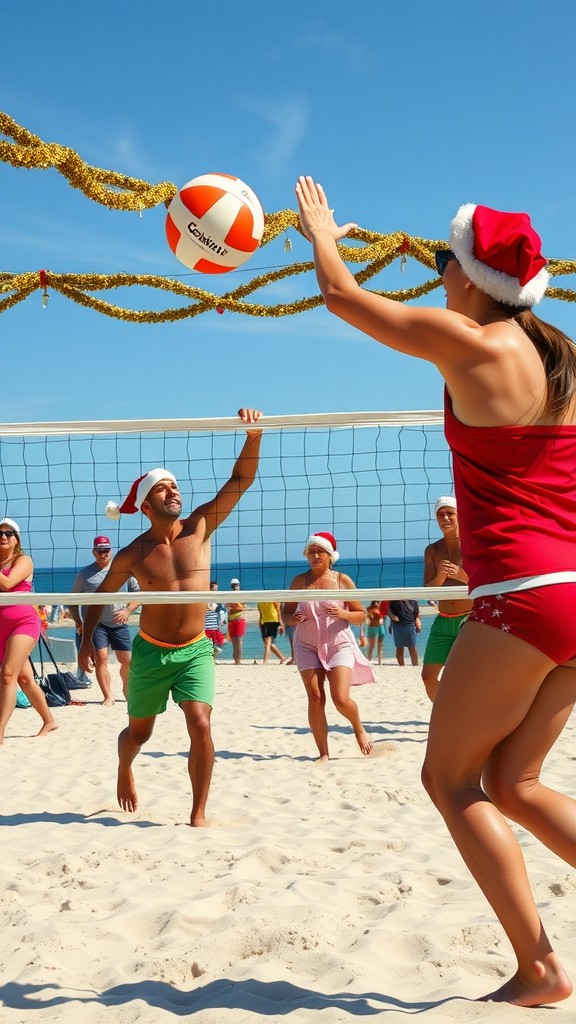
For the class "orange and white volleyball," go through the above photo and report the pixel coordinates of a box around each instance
[165,173,265,274]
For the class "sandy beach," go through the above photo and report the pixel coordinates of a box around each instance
[1,659,575,1023]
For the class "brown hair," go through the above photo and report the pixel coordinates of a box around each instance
[500,307,576,419]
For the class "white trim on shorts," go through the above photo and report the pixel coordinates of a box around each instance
[469,571,576,600]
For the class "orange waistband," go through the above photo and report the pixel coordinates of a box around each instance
[138,629,206,649]
[438,610,470,619]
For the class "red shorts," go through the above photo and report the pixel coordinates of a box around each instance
[468,583,576,664]
[228,617,246,639]
[205,628,225,646]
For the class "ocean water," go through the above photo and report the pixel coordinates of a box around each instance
[38,557,432,664]
[35,557,425,594]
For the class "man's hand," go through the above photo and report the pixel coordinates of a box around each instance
[238,408,263,438]
[78,639,96,674]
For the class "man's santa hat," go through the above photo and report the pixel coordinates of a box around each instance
[303,531,339,563]
[106,468,177,519]
[449,203,549,307]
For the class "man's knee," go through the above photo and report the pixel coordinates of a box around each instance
[125,718,155,745]
[183,702,212,739]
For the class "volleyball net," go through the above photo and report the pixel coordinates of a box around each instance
[0,410,468,606]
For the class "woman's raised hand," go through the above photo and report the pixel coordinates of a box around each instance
[295,176,357,242]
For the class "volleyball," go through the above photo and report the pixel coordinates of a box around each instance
[165,173,265,274]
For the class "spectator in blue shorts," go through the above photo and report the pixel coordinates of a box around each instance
[71,536,140,704]
[389,599,421,666]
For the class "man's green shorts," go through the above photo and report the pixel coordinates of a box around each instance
[423,612,469,666]
[127,632,215,719]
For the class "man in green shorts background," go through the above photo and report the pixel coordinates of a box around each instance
[421,496,473,703]
[79,408,263,826]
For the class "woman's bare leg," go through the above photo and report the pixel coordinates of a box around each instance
[422,621,573,1006]
[299,668,329,759]
[483,663,576,866]
[0,635,47,742]
[328,667,373,755]
[17,658,58,736]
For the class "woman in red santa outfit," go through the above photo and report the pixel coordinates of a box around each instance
[296,177,576,1007]
[282,531,375,760]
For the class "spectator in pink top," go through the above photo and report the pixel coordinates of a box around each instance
[282,532,374,761]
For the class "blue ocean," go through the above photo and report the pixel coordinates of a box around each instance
[34,556,425,594]
[38,557,434,664]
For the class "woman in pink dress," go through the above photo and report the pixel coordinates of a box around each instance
[295,176,576,1006]
[282,531,374,761]
[0,518,58,743]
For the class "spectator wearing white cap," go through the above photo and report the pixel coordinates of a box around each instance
[0,517,58,744]
[421,496,473,702]
[227,578,247,665]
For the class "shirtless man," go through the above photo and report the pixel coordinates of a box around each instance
[78,408,263,826]
[421,495,473,702]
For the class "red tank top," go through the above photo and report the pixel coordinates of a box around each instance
[444,390,576,591]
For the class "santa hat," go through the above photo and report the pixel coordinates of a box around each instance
[106,468,177,519]
[434,495,457,515]
[449,203,549,307]
[303,531,340,563]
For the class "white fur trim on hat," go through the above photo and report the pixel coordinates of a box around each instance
[107,468,178,518]
[434,496,457,515]
[450,203,549,307]
[303,533,340,564]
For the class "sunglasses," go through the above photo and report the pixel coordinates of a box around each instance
[95,548,111,554]
[435,249,456,277]
[0,529,16,538]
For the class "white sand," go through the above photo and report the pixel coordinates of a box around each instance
[1,660,575,1023]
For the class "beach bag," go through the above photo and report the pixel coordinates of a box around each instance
[39,634,90,690]
[30,635,72,707]
[16,686,31,709]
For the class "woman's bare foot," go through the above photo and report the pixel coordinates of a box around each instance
[102,697,114,707]
[481,958,573,1007]
[190,814,208,828]
[117,766,138,812]
[36,721,59,737]
[355,728,373,755]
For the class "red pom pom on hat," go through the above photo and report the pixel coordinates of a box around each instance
[450,203,549,306]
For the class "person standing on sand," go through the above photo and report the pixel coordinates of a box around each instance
[421,496,472,702]
[282,531,374,760]
[0,518,58,744]
[79,408,263,827]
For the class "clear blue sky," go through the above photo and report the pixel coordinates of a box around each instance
[2,0,575,425]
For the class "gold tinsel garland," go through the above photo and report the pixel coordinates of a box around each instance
[1,112,576,323]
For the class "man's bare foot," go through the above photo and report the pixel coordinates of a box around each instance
[481,959,573,1007]
[355,728,373,755]
[117,766,138,812]
[36,721,59,737]
[316,753,329,764]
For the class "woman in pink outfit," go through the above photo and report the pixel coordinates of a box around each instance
[282,531,374,760]
[0,518,58,743]
[295,175,576,1007]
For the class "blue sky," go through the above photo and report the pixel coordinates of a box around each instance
[2,0,575,426]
